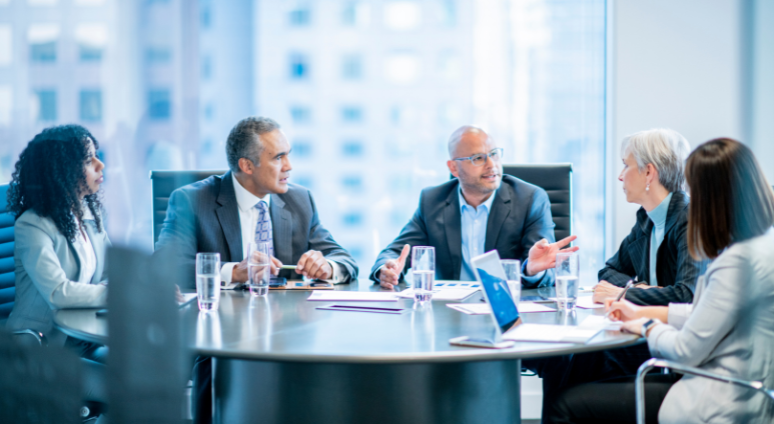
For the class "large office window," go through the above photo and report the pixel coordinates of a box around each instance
[79,89,102,121]
[148,89,171,119]
[342,54,363,80]
[289,53,309,79]
[28,25,58,63]
[75,24,107,62]
[34,89,56,121]
[289,5,311,26]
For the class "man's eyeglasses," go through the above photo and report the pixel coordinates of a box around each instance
[452,148,503,166]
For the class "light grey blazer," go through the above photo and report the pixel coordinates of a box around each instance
[648,228,774,423]
[6,209,109,346]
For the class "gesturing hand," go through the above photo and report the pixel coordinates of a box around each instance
[526,235,579,276]
[297,250,333,280]
[379,244,410,290]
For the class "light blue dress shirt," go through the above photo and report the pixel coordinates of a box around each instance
[646,191,673,286]
[459,188,496,281]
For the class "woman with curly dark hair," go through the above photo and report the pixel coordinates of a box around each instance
[6,124,108,365]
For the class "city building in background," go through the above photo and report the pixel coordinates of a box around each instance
[0,0,606,280]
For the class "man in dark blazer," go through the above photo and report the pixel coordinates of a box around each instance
[370,126,577,289]
[155,116,357,424]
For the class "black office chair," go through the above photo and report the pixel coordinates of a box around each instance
[502,164,573,242]
[150,170,227,247]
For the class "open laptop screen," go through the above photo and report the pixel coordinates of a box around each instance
[472,251,520,335]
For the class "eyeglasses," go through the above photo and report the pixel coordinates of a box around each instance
[452,148,503,166]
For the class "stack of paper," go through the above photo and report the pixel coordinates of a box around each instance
[397,288,478,301]
[447,301,556,315]
[502,324,602,344]
[307,291,399,302]
[576,296,605,309]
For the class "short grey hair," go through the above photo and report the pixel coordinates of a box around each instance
[447,125,487,158]
[621,128,691,193]
[226,116,280,172]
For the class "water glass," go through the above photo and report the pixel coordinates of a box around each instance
[501,259,521,305]
[411,246,435,305]
[196,253,221,312]
[248,242,272,296]
[555,251,579,311]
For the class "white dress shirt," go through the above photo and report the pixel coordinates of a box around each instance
[72,207,97,285]
[220,174,345,284]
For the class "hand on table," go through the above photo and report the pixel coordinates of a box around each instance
[297,250,332,280]
[526,235,579,276]
[379,244,410,290]
[592,280,624,304]
[604,298,643,322]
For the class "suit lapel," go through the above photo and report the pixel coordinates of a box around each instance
[485,187,511,251]
[663,191,687,235]
[270,194,293,264]
[215,172,244,262]
[442,189,462,280]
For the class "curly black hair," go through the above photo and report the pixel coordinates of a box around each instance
[7,124,104,243]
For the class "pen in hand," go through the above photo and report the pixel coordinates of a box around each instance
[604,278,636,319]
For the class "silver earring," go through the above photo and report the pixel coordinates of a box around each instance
[646,184,650,192]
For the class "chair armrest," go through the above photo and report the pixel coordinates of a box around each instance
[635,358,774,424]
[11,329,48,347]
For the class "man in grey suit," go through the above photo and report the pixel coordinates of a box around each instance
[371,125,577,289]
[155,116,357,424]
[155,116,357,288]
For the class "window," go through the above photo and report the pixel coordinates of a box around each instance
[148,89,171,119]
[146,47,171,63]
[292,140,312,157]
[79,89,102,121]
[384,1,421,31]
[201,55,212,79]
[439,0,457,27]
[341,106,362,123]
[342,54,363,80]
[0,26,11,66]
[201,6,212,29]
[0,85,11,126]
[203,102,214,121]
[75,25,107,62]
[342,2,370,27]
[385,53,419,84]
[28,25,59,63]
[290,106,311,124]
[34,89,56,121]
[342,140,363,157]
[341,176,362,191]
[289,6,311,26]
[343,213,362,226]
[289,53,309,79]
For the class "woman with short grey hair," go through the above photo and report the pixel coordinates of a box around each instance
[593,128,705,307]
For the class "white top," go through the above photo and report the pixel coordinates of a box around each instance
[220,174,344,284]
[72,206,97,285]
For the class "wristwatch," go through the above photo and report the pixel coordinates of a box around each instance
[641,318,661,337]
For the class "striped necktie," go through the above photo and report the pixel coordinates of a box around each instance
[254,200,274,258]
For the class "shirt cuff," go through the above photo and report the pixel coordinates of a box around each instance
[667,303,693,330]
[324,260,347,284]
[521,260,546,284]
[221,262,237,284]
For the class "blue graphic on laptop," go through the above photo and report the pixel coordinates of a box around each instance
[477,268,520,333]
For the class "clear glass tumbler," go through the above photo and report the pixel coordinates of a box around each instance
[411,246,435,305]
[248,242,272,296]
[501,259,521,305]
[555,251,579,311]
[196,252,221,312]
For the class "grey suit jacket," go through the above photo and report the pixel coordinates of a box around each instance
[6,210,109,346]
[370,175,556,288]
[648,229,774,424]
[155,172,358,288]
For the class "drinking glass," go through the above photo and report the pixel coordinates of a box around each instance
[501,259,521,305]
[196,253,221,312]
[248,242,271,296]
[555,251,579,311]
[411,246,435,305]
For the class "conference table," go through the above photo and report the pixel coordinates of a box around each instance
[54,280,641,424]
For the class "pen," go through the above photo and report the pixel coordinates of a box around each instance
[280,265,297,270]
[604,278,635,319]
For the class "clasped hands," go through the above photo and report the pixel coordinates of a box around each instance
[232,250,332,282]
[378,235,579,290]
